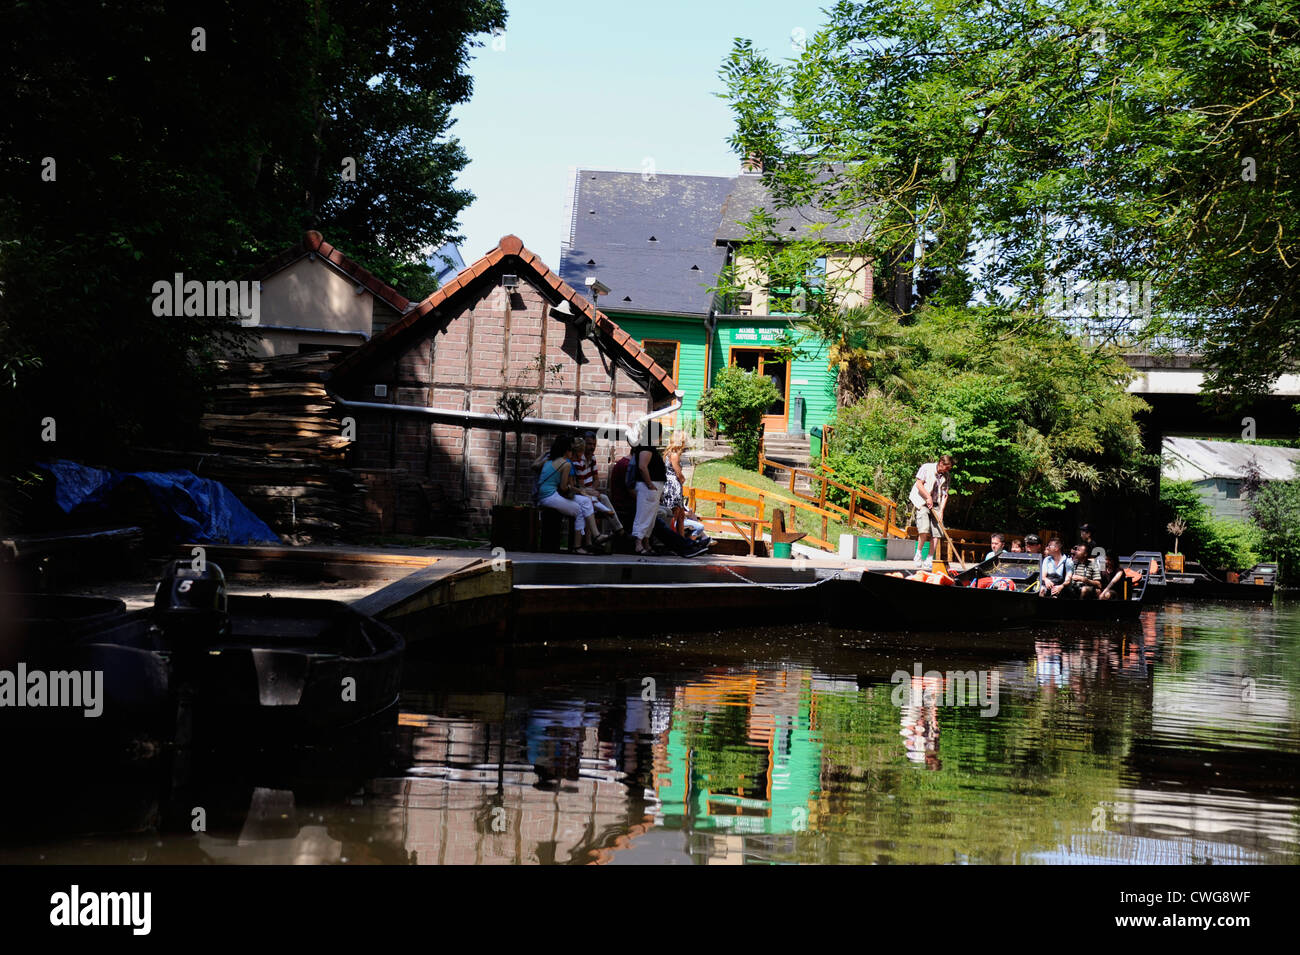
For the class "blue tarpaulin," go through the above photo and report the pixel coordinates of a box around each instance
[39,460,280,545]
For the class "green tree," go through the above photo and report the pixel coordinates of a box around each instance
[824,307,1153,528]
[1159,479,1260,570]
[720,0,1300,404]
[698,365,781,470]
[1250,480,1300,582]
[0,1,506,468]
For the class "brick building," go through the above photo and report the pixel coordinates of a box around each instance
[330,234,680,533]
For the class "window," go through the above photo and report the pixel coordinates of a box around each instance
[642,339,679,381]
[767,257,827,315]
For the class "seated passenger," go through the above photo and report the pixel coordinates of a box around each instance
[536,435,605,555]
[1009,538,1024,553]
[1060,543,1102,599]
[572,431,623,534]
[1098,553,1127,600]
[984,532,1007,561]
[1038,538,1073,597]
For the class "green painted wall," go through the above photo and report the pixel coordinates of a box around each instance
[607,312,709,421]
[710,320,838,433]
[610,312,839,434]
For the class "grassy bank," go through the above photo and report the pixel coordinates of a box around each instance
[688,457,859,547]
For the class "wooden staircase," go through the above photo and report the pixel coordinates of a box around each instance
[760,431,813,493]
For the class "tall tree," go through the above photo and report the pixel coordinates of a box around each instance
[720,0,1300,404]
[0,0,505,464]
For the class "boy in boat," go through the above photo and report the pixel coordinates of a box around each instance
[909,454,955,570]
[1099,553,1128,600]
[1060,543,1103,598]
[1038,538,1073,597]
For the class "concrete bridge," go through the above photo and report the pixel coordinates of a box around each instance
[1077,353,1300,553]
[1123,353,1300,441]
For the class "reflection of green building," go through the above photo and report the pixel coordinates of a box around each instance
[559,169,864,436]
[655,672,822,835]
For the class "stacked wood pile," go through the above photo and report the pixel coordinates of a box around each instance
[129,352,372,543]
[195,351,369,541]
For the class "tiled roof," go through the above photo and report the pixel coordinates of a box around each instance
[714,167,872,243]
[331,234,678,393]
[246,231,413,314]
[559,166,874,316]
[559,169,734,316]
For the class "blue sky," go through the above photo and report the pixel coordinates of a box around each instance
[448,0,835,267]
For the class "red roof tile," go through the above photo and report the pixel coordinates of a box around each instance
[332,235,678,394]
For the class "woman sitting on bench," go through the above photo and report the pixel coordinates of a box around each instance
[537,435,606,554]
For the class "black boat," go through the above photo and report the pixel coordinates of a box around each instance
[2,561,405,744]
[1120,552,1167,606]
[1164,560,1275,602]
[849,553,1147,631]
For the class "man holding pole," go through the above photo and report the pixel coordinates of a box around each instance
[909,453,955,570]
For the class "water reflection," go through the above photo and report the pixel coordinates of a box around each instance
[2,601,1298,865]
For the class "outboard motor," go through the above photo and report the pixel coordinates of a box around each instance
[153,560,231,644]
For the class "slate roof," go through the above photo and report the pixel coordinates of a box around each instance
[1162,436,1300,482]
[713,168,872,243]
[560,166,873,316]
[332,234,678,394]
[559,170,735,316]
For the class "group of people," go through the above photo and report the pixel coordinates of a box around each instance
[983,525,1131,600]
[908,455,1130,600]
[534,429,711,557]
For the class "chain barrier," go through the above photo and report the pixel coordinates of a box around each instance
[714,563,847,591]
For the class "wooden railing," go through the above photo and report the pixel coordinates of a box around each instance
[686,487,769,555]
[756,444,908,539]
[715,478,838,551]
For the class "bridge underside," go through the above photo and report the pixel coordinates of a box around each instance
[1066,390,1298,557]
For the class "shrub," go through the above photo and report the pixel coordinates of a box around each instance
[1250,480,1300,583]
[821,307,1153,530]
[698,365,779,470]
[1160,479,1260,570]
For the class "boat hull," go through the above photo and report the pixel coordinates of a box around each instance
[2,594,405,745]
[843,570,1145,632]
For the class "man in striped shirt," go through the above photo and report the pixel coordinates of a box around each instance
[573,431,623,533]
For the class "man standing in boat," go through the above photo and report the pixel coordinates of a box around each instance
[909,453,955,570]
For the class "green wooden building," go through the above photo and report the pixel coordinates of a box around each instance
[559,167,869,437]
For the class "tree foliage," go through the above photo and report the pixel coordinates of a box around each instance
[720,0,1300,404]
[0,1,506,464]
[824,307,1153,529]
[1250,479,1300,582]
[1159,479,1261,570]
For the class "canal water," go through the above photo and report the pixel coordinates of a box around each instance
[3,599,1298,865]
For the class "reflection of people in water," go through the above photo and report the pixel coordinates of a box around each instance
[899,675,941,770]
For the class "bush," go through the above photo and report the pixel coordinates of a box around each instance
[698,365,779,470]
[1250,480,1300,583]
[1160,479,1260,570]
[820,307,1153,530]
